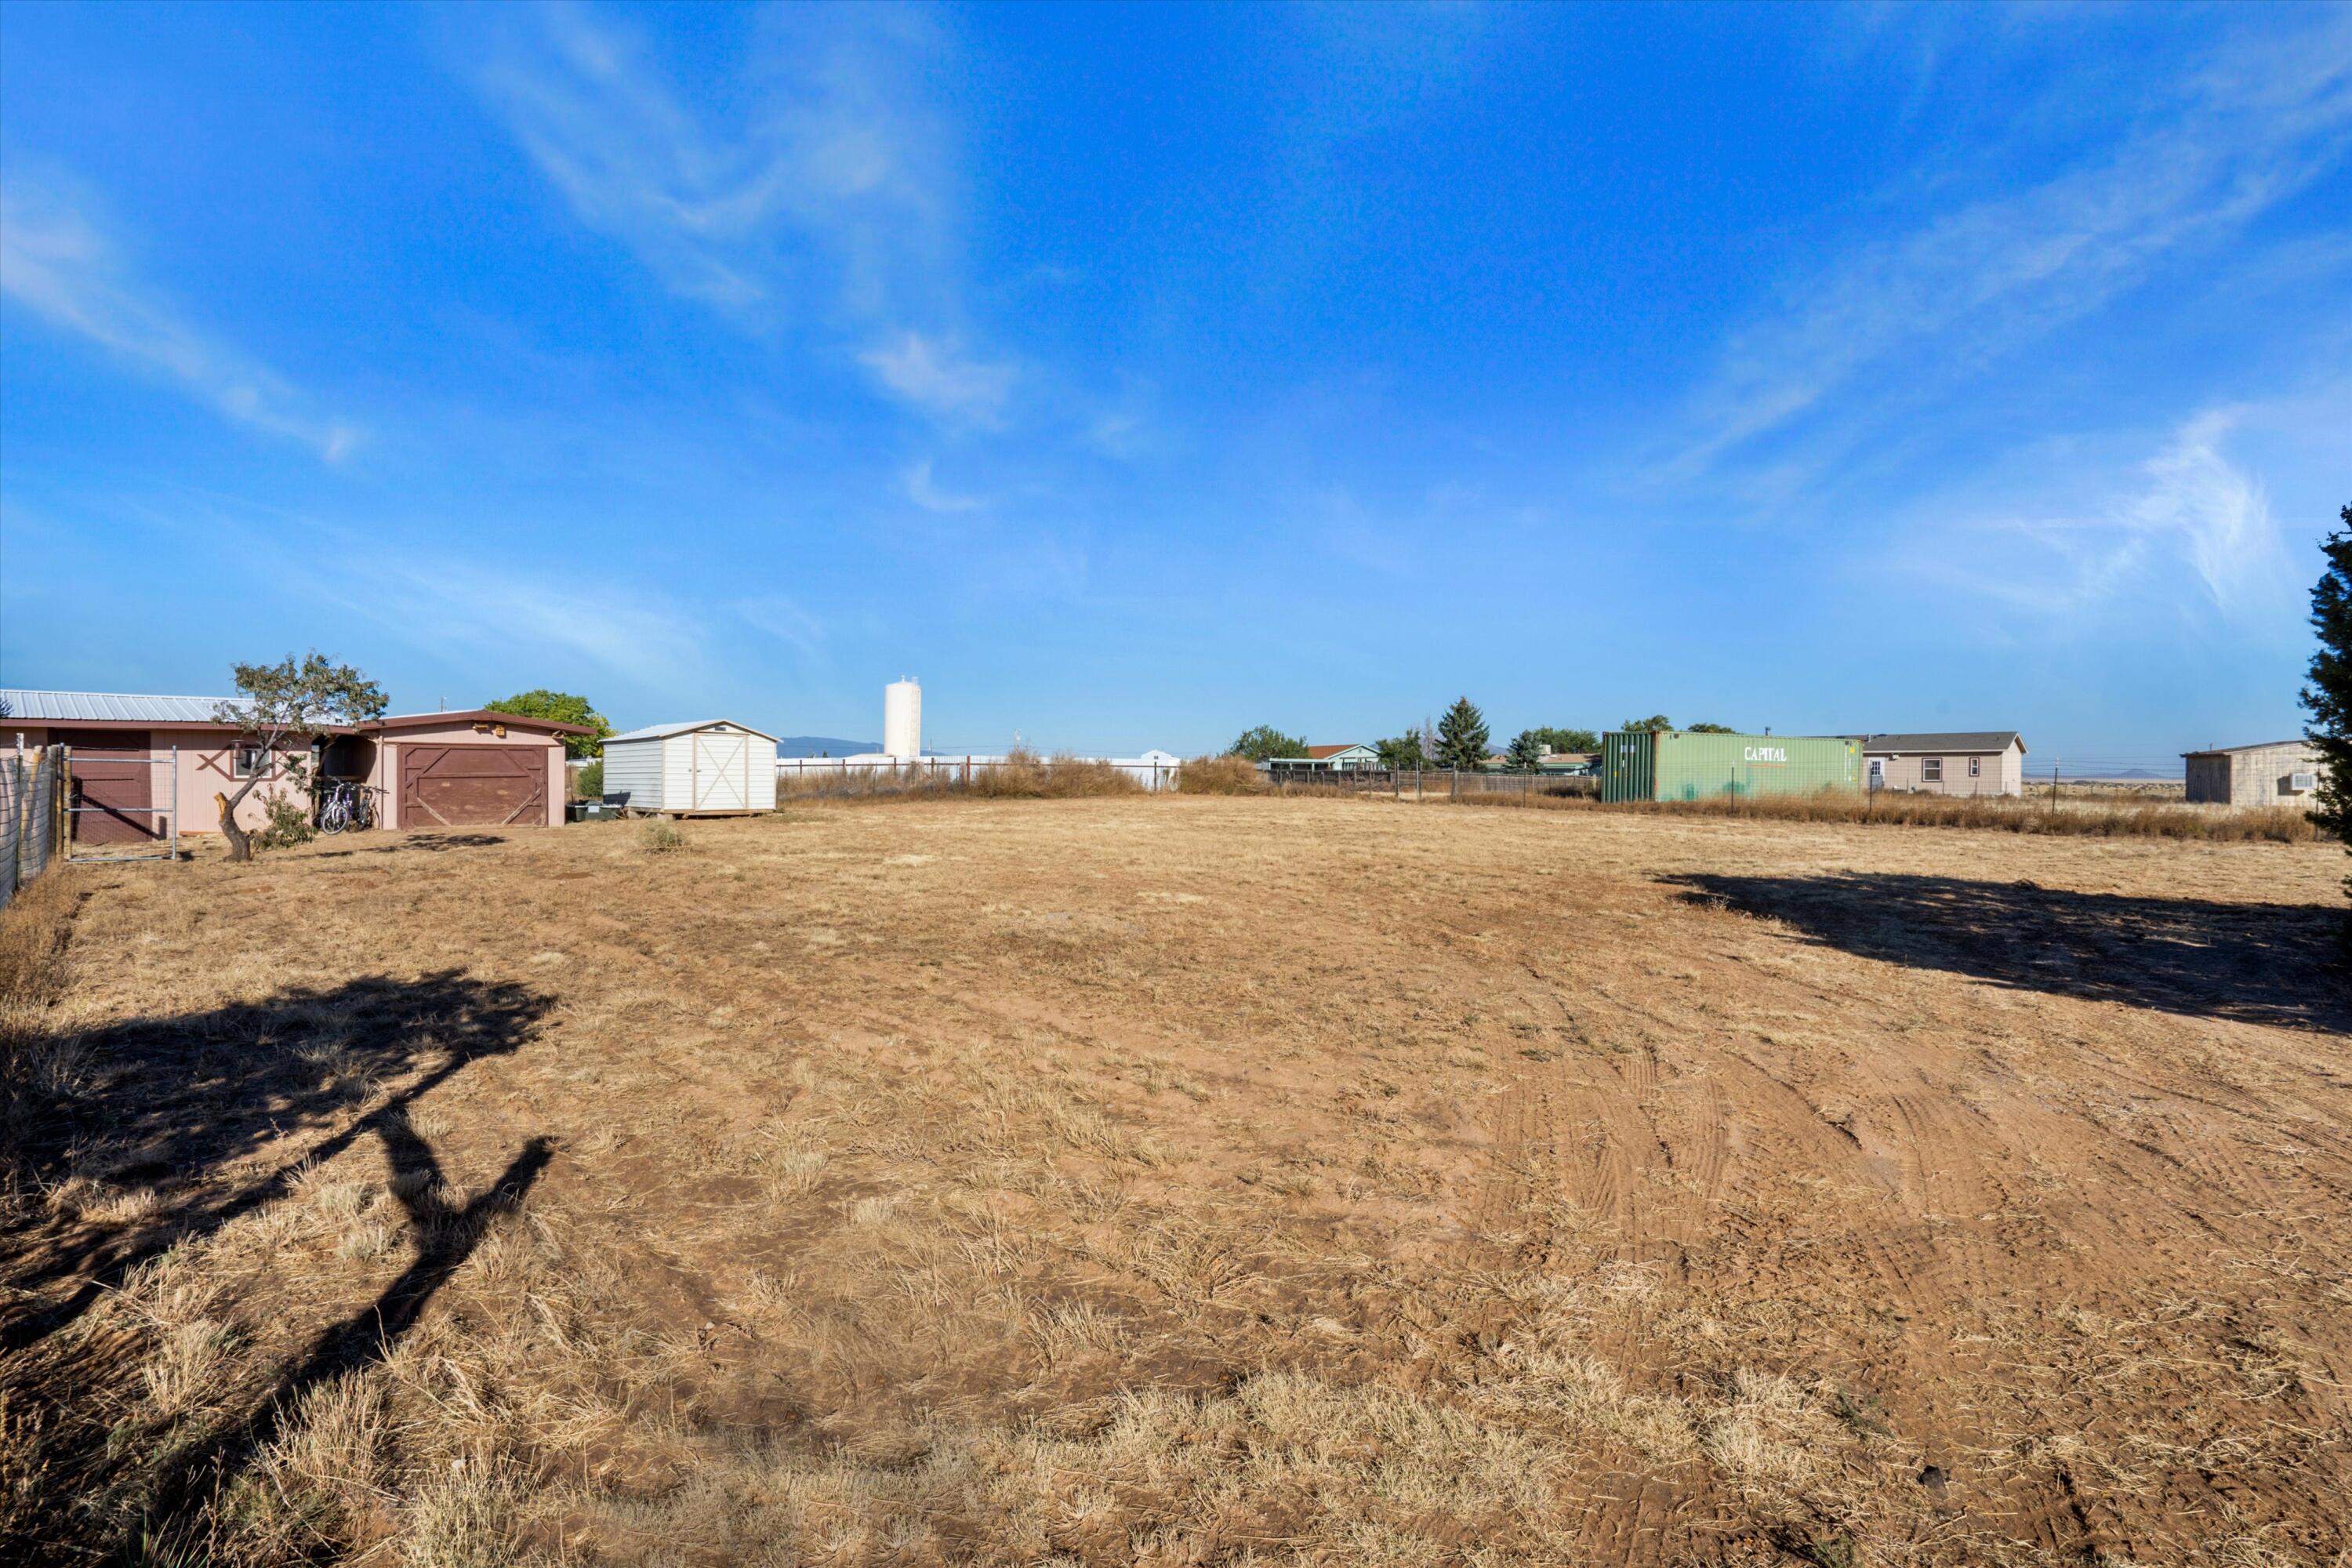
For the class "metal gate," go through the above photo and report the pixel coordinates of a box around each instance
[64,745,181,864]
[1,747,64,910]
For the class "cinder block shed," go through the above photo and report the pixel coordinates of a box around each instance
[2183,740,2322,807]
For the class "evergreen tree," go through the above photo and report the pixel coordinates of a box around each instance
[1435,697,1490,770]
[2301,503,2352,905]
[1506,729,1545,769]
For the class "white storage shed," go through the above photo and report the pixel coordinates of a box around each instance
[601,720,779,815]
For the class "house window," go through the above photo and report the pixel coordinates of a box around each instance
[233,745,269,779]
[1922,758,1944,783]
[1968,756,1981,778]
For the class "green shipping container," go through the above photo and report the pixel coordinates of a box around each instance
[1600,731,1862,803]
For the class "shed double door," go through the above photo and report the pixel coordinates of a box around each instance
[690,730,751,811]
[56,729,157,844]
[398,745,546,827]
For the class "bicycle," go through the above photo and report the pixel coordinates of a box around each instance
[318,780,375,834]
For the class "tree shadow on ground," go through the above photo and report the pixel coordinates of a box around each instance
[1666,872,2350,1032]
[0,970,552,1352]
[387,833,507,851]
[0,971,555,1559]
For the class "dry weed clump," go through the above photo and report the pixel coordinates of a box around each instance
[964,747,1143,799]
[1174,753,1265,795]
[0,869,80,1196]
[1452,786,2323,842]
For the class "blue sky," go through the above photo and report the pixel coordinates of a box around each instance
[3,2,2346,764]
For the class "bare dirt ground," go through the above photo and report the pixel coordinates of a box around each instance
[4,797,2347,1566]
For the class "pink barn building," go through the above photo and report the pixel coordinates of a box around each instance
[3,691,590,845]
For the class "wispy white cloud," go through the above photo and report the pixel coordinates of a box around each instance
[859,331,1013,426]
[0,171,360,461]
[1668,13,2352,477]
[471,5,998,406]
[1896,407,2306,626]
[899,457,982,514]
[313,557,710,691]
[734,592,828,662]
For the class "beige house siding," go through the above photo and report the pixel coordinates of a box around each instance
[13,726,307,834]
[361,722,567,830]
[1865,739,2025,797]
[2184,742,2321,807]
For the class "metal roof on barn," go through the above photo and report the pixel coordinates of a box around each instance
[0,689,246,724]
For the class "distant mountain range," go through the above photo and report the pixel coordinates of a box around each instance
[775,736,879,758]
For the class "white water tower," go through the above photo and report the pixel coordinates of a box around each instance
[884,677,922,760]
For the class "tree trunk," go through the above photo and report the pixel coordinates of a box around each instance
[216,768,266,863]
[216,790,253,862]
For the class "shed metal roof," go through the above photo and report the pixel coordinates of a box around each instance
[2180,739,2311,757]
[607,718,781,744]
[1,689,245,724]
[1862,731,2025,754]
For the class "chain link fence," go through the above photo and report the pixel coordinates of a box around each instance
[0,746,64,913]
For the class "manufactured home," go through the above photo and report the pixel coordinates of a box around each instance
[1861,731,2027,797]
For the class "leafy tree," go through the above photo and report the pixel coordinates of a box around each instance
[487,690,612,758]
[1229,724,1309,762]
[1687,722,1737,734]
[1375,731,1427,769]
[1525,725,1599,756]
[213,654,387,863]
[1506,730,1545,769]
[1620,714,1674,733]
[1435,697,1490,770]
[2303,503,2352,908]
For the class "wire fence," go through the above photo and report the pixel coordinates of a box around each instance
[775,755,1181,795]
[0,746,64,913]
[1264,766,1601,801]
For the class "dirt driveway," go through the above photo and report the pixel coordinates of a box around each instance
[5,797,2347,1565]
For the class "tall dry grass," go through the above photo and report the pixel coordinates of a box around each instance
[1452,788,2323,844]
[774,751,1145,804]
[964,748,1142,799]
[774,760,946,801]
[1174,754,1264,795]
[0,869,79,1200]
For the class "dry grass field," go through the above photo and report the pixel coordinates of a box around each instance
[3,797,2347,1566]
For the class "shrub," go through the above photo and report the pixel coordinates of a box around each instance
[573,760,604,800]
[641,822,688,853]
[254,796,316,851]
[1176,755,1264,795]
